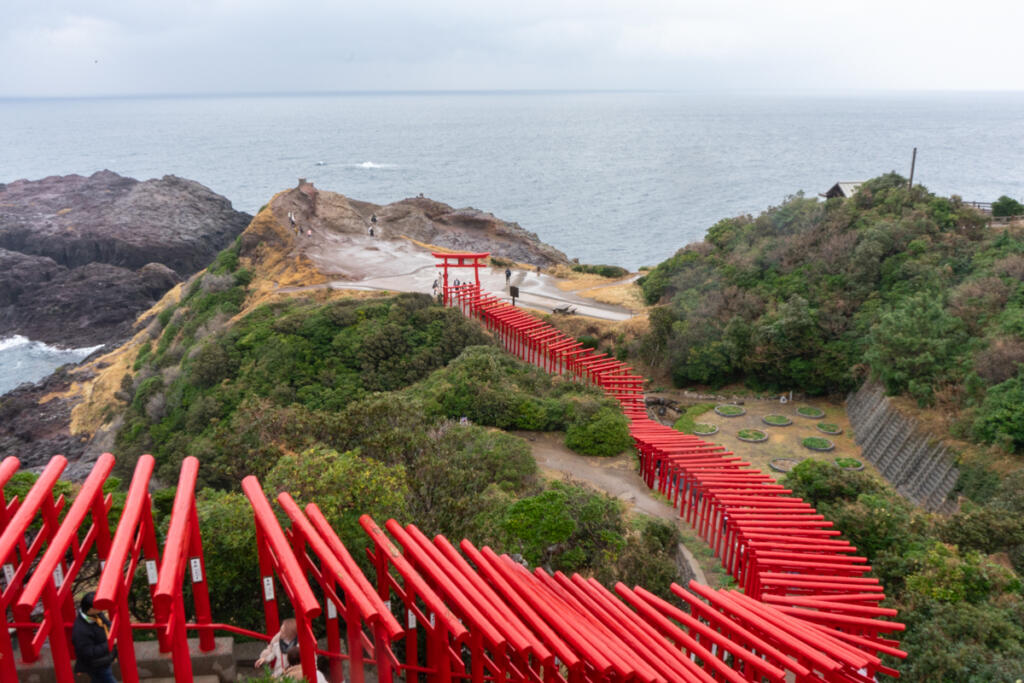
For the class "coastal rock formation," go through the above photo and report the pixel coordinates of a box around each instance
[0,363,91,470]
[0,171,251,346]
[249,181,569,267]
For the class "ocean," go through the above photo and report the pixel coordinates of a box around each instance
[0,335,103,395]
[1,90,1023,389]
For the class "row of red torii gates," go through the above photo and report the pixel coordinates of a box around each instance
[0,253,905,682]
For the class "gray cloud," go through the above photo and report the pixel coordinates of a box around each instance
[1,0,1022,96]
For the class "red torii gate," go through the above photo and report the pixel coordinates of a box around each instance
[434,252,906,680]
[433,251,489,306]
[0,252,907,681]
[2,451,906,681]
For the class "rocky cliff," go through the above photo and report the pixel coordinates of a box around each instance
[0,170,251,346]
[0,180,588,472]
[248,183,569,267]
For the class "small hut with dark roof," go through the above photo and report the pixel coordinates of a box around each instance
[822,181,864,199]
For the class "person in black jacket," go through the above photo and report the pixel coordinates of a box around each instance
[72,591,117,682]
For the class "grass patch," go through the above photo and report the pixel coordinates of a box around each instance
[817,422,841,434]
[762,414,792,426]
[693,423,717,435]
[835,457,862,468]
[738,429,767,441]
[802,436,834,450]
[797,406,825,418]
[715,404,745,417]
[673,403,715,434]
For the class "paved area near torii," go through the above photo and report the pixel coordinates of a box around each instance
[287,231,635,322]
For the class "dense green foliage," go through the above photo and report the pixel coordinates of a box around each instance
[410,345,632,455]
[564,407,633,456]
[105,257,674,632]
[784,461,1024,680]
[117,286,493,485]
[638,174,1024,455]
[993,195,1024,217]
[571,263,630,278]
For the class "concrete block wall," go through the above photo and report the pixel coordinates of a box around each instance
[845,381,959,514]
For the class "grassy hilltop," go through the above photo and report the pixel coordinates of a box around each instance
[635,173,1024,680]
[34,204,678,633]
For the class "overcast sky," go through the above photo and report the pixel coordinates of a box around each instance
[3,0,1023,97]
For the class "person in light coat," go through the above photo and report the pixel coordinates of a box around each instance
[255,618,298,677]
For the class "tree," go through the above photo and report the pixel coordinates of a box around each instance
[264,447,409,563]
[501,489,577,567]
[565,406,633,457]
[972,375,1024,453]
[992,195,1024,217]
[864,292,967,405]
[193,489,262,630]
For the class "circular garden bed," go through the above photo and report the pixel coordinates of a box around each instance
[738,429,769,443]
[802,436,835,452]
[693,423,719,436]
[817,422,843,435]
[834,457,865,471]
[762,414,793,427]
[796,406,826,419]
[769,457,804,473]
[715,404,746,417]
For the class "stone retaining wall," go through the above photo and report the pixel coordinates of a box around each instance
[846,381,959,514]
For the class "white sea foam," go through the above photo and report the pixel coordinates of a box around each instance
[0,336,104,395]
[353,161,397,169]
[0,334,31,352]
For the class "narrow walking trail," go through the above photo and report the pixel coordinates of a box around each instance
[517,431,709,585]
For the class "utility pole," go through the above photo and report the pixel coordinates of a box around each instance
[908,147,917,190]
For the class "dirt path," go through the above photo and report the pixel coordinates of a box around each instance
[514,431,709,586]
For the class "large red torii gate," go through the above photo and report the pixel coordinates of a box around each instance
[432,251,489,306]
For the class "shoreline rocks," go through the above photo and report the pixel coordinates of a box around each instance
[0,170,251,347]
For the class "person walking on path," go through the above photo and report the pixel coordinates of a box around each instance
[72,591,118,683]
[255,617,298,677]
[505,268,512,285]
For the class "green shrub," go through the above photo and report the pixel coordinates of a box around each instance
[992,195,1024,217]
[265,447,409,565]
[571,263,629,278]
[972,376,1024,453]
[565,407,633,457]
[782,459,880,507]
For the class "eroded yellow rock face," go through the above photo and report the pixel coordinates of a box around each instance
[64,283,186,437]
